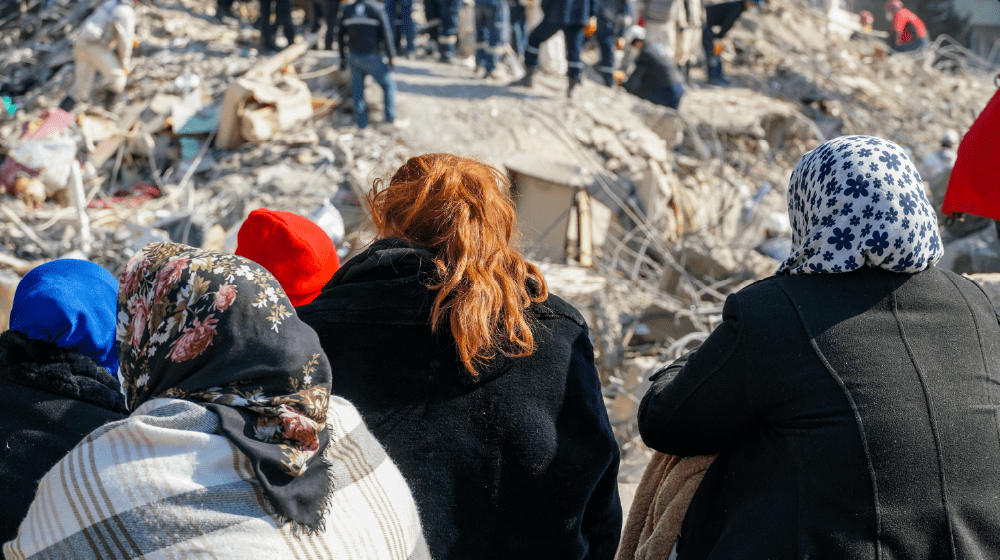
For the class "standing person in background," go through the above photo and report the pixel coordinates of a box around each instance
[859,9,873,32]
[324,0,342,50]
[260,0,297,51]
[476,0,507,78]
[701,0,758,85]
[437,0,463,61]
[0,260,127,544]
[885,0,927,52]
[339,0,398,129]
[60,0,136,111]
[594,0,627,86]
[508,0,530,58]
[298,153,623,560]
[386,0,417,56]
[217,0,235,19]
[513,0,595,96]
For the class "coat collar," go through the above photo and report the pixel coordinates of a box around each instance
[0,329,127,414]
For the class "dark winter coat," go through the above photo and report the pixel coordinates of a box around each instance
[638,266,1000,560]
[623,43,684,101]
[338,0,397,57]
[298,238,622,560]
[0,329,128,544]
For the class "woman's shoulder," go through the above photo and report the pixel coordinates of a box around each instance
[531,293,588,330]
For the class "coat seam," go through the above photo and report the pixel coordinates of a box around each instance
[892,280,958,558]
[941,273,1000,462]
[774,281,882,560]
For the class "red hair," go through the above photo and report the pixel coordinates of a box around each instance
[368,153,549,376]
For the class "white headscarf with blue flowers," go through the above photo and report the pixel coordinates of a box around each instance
[777,135,943,275]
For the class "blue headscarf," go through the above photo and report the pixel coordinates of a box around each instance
[10,259,120,376]
[777,135,943,275]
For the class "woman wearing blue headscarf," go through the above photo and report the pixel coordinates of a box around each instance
[0,259,127,544]
[637,136,1000,559]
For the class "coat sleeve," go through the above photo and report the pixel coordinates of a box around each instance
[572,328,623,560]
[339,6,349,58]
[622,55,646,95]
[637,293,757,456]
[376,3,398,59]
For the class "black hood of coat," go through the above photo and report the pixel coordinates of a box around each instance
[0,329,127,414]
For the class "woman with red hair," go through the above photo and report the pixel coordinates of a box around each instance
[298,153,622,560]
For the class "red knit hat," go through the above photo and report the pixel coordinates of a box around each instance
[942,88,1000,222]
[235,208,340,307]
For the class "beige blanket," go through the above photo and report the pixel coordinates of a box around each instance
[617,453,717,560]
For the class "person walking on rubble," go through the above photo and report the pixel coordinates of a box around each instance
[260,0,297,52]
[885,0,928,52]
[475,0,507,78]
[593,0,629,86]
[60,0,136,111]
[339,0,398,129]
[436,0,462,64]
[512,0,596,96]
[701,0,759,85]
[638,135,1000,559]
[385,0,418,57]
[324,0,342,50]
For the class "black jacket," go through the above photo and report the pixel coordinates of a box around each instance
[338,0,397,58]
[299,238,622,560]
[638,266,1000,560]
[0,330,128,544]
[623,43,684,100]
[703,0,746,38]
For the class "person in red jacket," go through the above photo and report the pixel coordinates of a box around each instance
[941,87,1000,237]
[885,0,928,52]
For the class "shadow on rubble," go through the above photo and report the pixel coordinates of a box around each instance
[390,65,438,78]
[393,79,534,101]
[156,2,228,27]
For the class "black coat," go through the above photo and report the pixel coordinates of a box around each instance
[298,238,622,560]
[0,329,128,544]
[638,266,1000,560]
[623,43,684,101]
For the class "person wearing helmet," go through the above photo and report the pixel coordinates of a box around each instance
[701,0,760,86]
[859,10,873,32]
[622,34,686,109]
[885,0,927,52]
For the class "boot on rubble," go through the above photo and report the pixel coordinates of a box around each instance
[511,65,536,88]
[706,56,731,86]
[567,76,581,98]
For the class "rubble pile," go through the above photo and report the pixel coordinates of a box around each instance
[1,0,997,496]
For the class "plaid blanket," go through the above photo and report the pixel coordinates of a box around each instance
[4,397,430,560]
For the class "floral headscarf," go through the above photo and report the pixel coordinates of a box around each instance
[777,135,943,275]
[118,242,334,531]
